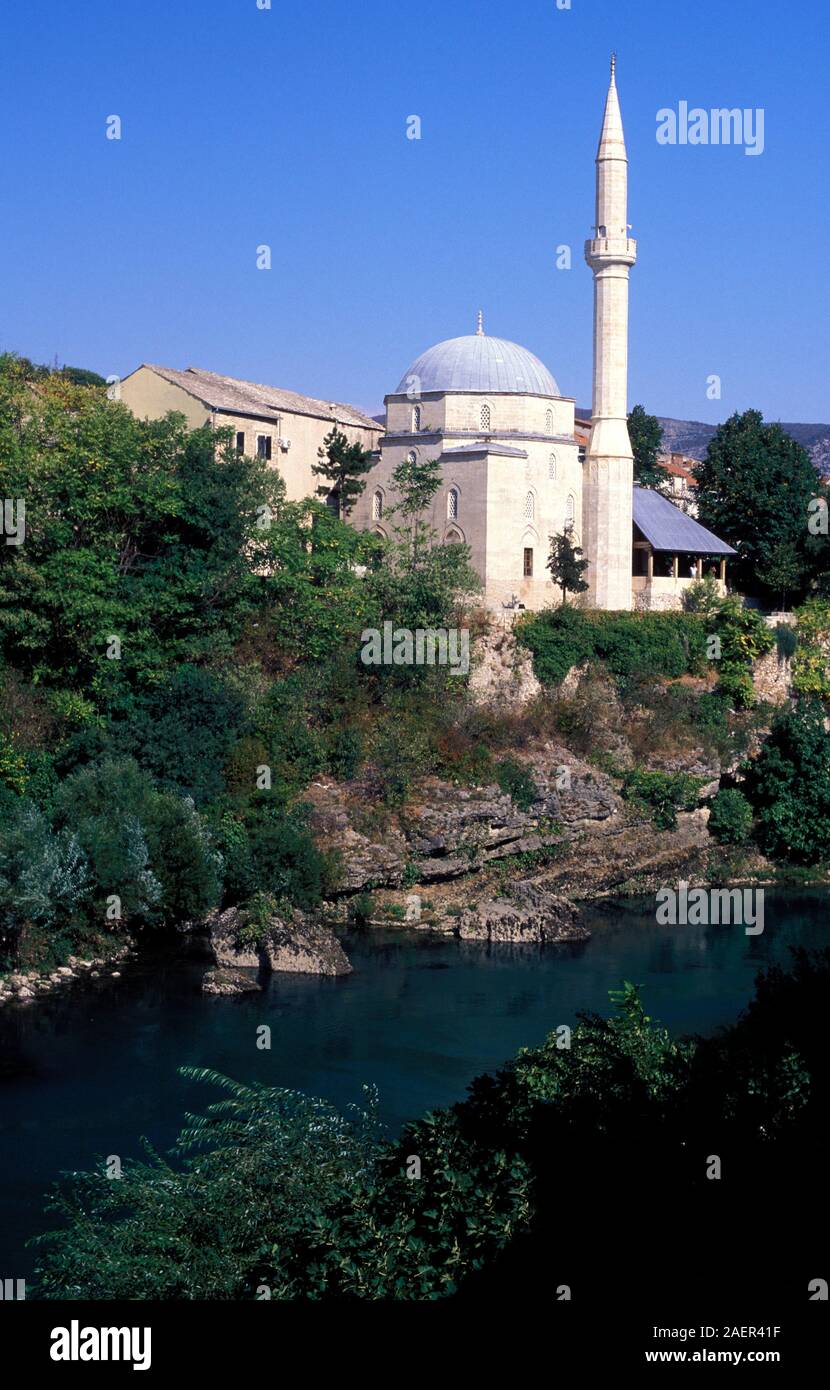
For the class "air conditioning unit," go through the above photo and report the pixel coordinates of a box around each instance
[278,438,291,451]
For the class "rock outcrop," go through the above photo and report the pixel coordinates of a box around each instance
[202,967,262,996]
[302,747,618,894]
[456,881,589,944]
[468,627,541,705]
[203,905,352,977]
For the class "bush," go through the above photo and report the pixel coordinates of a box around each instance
[494,757,538,811]
[516,605,594,685]
[517,608,707,688]
[742,700,830,862]
[708,789,753,845]
[775,623,798,660]
[621,768,701,830]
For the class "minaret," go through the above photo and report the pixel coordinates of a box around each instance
[583,55,637,610]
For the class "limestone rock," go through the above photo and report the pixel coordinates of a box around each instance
[457,881,589,944]
[204,904,352,977]
[202,967,262,996]
[468,628,541,706]
[261,915,352,976]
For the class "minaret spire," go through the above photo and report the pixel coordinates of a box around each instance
[582,58,637,611]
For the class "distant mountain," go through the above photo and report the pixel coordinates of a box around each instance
[575,408,830,474]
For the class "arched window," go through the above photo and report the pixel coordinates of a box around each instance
[565,494,575,528]
[372,489,383,521]
[446,528,462,544]
[549,453,557,481]
[524,491,535,522]
[480,403,491,431]
[412,405,421,430]
[447,487,459,520]
[545,409,553,433]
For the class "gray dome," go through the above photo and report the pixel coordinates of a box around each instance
[395,334,560,397]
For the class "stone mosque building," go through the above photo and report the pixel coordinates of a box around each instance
[122,60,733,613]
[351,57,734,612]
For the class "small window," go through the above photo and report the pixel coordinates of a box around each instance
[413,405,421,430]
[481,403,491,431]
[325,492,340,518]
[565,494,575,527]
[524,491,535,521]
[549,453,557,481]
[523,547,534,578]
[372,489,383,521]
[545,409,553,433]
[447,487,459,520]
[578,445,587,465]
[446,528,462,544]
[256,434,272,461]
[235,431,245,454]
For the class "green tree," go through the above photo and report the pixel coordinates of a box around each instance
[694,410,824,603]
[547,526,590,604]
[628,404,665,489]
[312,426,375,518]
[742,700,830,862]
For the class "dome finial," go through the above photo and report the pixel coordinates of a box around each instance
[476,309,485,336]
[610,52,616,82]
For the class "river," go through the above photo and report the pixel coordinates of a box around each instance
[0,888,826,1279]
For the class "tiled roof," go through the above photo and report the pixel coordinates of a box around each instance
[633,486,736,554]
[142,364,381,432]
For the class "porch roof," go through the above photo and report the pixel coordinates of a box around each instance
[632,486,737,555]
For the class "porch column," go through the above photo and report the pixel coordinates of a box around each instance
[696,557,703,579]
[719,558,726,584]
[647,548,654,581]
[672,554,679,580]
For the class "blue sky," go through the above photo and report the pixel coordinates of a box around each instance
[1,0,826,423]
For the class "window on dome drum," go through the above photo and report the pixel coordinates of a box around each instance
[565,494,575,527]
[447,487,459,520]
[256,434,272,461]
[524,492,535,521]
[545,409,553,433]
[235,431,245,454]
[480,404,491,430]
[412,405,421,430]
[523,547,534,577]
[549,454,557,481]
[372,490,383,521]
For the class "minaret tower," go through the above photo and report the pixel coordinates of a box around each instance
[583,55,637,610]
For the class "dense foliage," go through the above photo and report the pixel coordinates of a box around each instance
[694,409,827,604]
[742,700,830,862]
[516,606,708,687]
[0,358,478,967]
[627,403,665,490]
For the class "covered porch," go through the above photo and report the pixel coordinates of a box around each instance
[631,486,736,612]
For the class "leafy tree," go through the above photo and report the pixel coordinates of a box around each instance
[694,410,824,603]
[312,426,375,518]
[628,404,665,489]
[708,788,753,845]
[547,526,589,603]
[742,700,830,862]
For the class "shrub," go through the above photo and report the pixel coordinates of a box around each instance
[621,768,701,830]
[775,623,798,660]
[517,608,707,688]
[494,757,538,811]
[708,789,753,845]
[742,700,830,862]
[515,605,593,685]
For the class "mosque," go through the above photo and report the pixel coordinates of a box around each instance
[351,58,735,613]
[121,60,734,613]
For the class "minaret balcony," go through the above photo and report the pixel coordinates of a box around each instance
[584,235,637,269]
